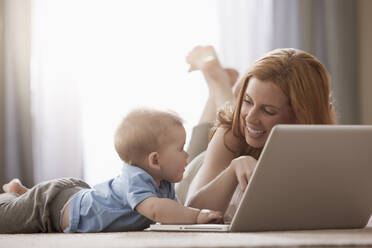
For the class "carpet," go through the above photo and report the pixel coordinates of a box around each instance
[1,228,372,248]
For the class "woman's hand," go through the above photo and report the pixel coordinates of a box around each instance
[230,156,258,191]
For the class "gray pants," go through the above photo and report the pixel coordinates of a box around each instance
[0,178,90,233]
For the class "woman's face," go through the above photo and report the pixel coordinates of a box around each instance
[240,77,295,148]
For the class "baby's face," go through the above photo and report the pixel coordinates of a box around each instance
[157,125,189,183]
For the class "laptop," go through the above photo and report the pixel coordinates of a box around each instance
[148,125,372,232]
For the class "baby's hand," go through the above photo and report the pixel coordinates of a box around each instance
[196,209,223,224]
[186,45,221,72]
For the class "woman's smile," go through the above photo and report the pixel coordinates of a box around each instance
[246,125,266,139]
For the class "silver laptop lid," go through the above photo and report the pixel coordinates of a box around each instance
[230,125,372,232]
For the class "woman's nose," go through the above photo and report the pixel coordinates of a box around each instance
[246,108,260,124]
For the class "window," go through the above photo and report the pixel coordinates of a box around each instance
[55,0,220,185]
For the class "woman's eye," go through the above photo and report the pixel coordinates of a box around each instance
[244,99,252,105]
[264,109,276,115]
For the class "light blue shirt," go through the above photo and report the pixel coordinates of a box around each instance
[64,163,177,232]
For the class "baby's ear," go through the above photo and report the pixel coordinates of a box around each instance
[148,152,161,171]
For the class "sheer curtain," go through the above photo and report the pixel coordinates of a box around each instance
[31,1,84,183]
[217,0,274,75]
[31,0,219,185]
[4,0,361,187]
[271,0,358,124]
[217,0,359,124]
[0,0,34,187]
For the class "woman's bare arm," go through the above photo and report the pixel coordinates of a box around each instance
[186,127,241,212]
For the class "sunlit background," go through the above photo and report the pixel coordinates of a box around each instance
[31,0,220,185]
[1,0,371,187]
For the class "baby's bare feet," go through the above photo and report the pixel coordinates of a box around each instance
[2,178,28,195]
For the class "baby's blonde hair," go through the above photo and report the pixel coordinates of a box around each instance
[114,108,183,165]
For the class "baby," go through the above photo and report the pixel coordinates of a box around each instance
[0,108,222,233]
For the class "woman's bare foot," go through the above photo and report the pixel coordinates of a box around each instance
[186,45,220,72]
[186,46,231,86]
[225,68,239,87]
[2,178,29,195]
[186,45,238,106]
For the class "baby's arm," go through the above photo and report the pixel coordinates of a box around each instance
[135,197,222,224]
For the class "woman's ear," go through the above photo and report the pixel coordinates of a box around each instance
[148,152,161,171]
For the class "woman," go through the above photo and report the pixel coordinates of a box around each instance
[175,46,240,204]
[180,46,337,214]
